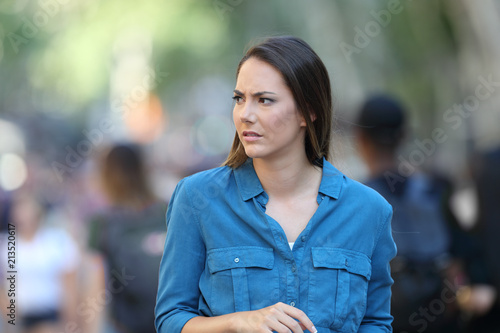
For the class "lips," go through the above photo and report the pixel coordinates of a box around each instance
[243,131,262,137]
[242,131,262,142]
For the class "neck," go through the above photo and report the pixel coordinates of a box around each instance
[252,153,321,199]
[366,153,398,178]
[357,135,399,179]
[20,227,38,242]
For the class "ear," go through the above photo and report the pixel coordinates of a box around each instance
[310,111,317,122]
[307,103,317,123]
[299,107,316,127]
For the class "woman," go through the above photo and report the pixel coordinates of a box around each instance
[88,144,166,333]
[1,194,79,333]
[155,36,396,333]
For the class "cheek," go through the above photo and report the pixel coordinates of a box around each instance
[232,107,240,126]
[266,109,301,133]
[267,114,287,133]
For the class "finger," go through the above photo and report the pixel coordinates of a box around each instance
[266,306,303,333]
[275,315,304,333]
[279,305,317,333]
[299,322,317,333]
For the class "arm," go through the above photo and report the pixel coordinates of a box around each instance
[81,253,106,333]
[183,303,316,333]
[58,231,80,330]
[359,207,397,333]
[155,179,207,332]
[85,218,108,333]
[61,268,78,325]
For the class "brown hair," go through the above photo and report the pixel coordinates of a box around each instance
[223,36,333,168]
[100,144,154,208]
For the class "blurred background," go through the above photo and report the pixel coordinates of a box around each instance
[1,0,499,200]
[0,0,499,332]
[1,0,500,197]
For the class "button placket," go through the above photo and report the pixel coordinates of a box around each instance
[285,259,299,311]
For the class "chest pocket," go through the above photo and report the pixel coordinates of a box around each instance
[309,247,372,330]
[207,246,277,315]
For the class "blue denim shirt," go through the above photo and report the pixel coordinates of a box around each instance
[155,158,396,333]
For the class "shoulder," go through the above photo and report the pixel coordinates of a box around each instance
[323,161,392,223]
[169,165,234,208]
[39,227,78,253]
[175,166,233,195]
[346,177,390,210]
[180,165,233,188]
[39,226,71,241]
[324,160,391,214]
[349,177,392,225]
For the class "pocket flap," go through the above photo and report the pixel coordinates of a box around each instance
[311,247,371,279]
[207,246,274,273]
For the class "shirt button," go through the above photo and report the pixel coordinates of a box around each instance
[234,258,240,263]
[291,265,297,273]
[290,301,296,307]
[345,259,349,267]
[301,236,306,242]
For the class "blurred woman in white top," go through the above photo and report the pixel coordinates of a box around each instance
[0,194,79,333]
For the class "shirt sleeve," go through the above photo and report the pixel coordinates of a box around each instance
[359,205,397,333]
[155,178,206,333]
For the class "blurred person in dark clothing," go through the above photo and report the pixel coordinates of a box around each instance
[87,144,166,333]
[466,147,500,333]
[0,189,11,232]
[355,94,466,333]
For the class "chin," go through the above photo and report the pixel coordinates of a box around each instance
[243,147,266,159]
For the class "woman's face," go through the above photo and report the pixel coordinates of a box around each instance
[233,57,307,162]
[12,197,42,236]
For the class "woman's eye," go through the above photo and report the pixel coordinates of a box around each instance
[232,96,243,103]
[260,98,274,105]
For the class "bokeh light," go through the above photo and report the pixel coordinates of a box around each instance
[191,115,233,157]
[0,153,27,191]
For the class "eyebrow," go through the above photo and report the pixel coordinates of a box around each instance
[233,89,277,97]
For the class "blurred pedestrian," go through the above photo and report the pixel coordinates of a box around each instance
[355,94,464,333]
[465,146,500,333]
[87,143,166,333]
[0,188,11,232]
[0,193,79,333]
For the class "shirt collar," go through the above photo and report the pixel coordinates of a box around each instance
[234,158,265,201]
[233,157,344,202]
[318,158,344,199]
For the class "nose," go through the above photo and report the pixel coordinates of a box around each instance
[239,101,256,124]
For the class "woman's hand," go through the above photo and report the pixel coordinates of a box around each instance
[229,302,317,333]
